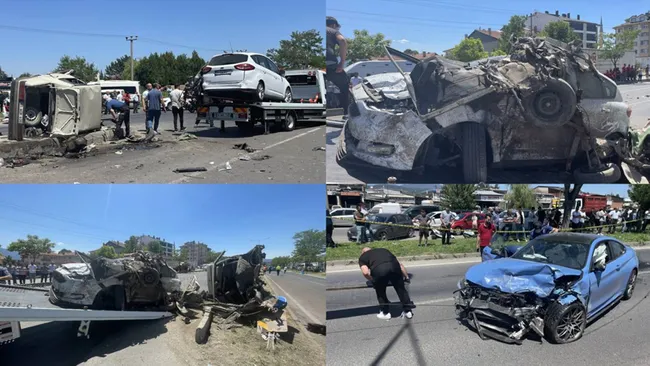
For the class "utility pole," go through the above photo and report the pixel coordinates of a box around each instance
[125,36,138,80]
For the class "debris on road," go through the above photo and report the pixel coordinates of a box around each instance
[218,161,232,171]
[239,154,252,161]
[312,146,325,151]
[135,163,144,169]
[307,323,326,335]
[115,150,123,155]
[173,167,208,173]
[177,133,197,141]
[233,143,259,153]
[252,155,271,161]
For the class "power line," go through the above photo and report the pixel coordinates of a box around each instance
[327,9,505,28]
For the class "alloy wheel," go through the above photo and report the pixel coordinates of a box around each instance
[556,307,585,341]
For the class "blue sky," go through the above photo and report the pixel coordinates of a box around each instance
[1,0,324,76]
[327,0,647,54]
[0,184,325,259]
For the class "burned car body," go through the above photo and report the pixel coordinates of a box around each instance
[338,38,635,183]
[49,251,182,310]
[455,233,638,344]
[8,71,102,140]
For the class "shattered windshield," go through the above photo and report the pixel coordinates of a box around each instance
[511,237,589,270]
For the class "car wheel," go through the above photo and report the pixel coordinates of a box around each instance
[284,88,292,103]
[544,301,586,344]
[378,232,388,241]
[623,269,637,300]
[461,123,487,183]
[521,77,576,128]
[574,163,621,184]
[408,228,415,237]
[283,112,296,131]
[255,82,265,102]
[24,106,42,127]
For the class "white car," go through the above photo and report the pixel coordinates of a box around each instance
[425,211,458,227]
[200,52,292,103]
[330,208,356,227]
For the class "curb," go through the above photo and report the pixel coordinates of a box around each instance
[0,284,50,292]
[326,241,650,268]
[326,120,344,128]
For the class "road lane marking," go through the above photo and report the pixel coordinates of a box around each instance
[266,275,322,324]
[415,297,454,306]
[327,259,481,274]
[170,126,323,183]
[286,273,326,286]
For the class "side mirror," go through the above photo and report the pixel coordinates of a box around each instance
[593,260,606,271]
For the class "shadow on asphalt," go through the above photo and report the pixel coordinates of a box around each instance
[327,303,413,320]
[1,317,172,366]
[370,322,427,366]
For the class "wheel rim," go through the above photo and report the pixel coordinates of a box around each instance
[627,272,637,296]
[408,229,414,237]
[285,89,292,103]
[534,91,562,119]
[257,84,265,100]
[380,233,388,241]
[286,115,295,129]
[556,307,585,341]
[25,109,37,121]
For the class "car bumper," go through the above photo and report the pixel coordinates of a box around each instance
[49,280,96,307]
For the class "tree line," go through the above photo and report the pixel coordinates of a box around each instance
[269,229,326,269]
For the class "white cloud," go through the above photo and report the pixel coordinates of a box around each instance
[56,242,65,246]
[395,39,410,44]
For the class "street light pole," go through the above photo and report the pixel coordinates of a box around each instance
[125,36,138,80]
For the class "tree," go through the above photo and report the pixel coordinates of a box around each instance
[205,249,222,263]
[58,249,72,254]
[539,21,581,44]
[490,49,507,57]
[629,185,650,210]
[0,66,8,79]
[7,235,56,263]
[105,55,130,78]
[346,29,392,63]
[266,29,325,69]
[601,30,641,69]
[178,247,189,262]
[271,256,292,268]
[403,49,419,56]
[561,184,583,228]
[441,185,477,210]
[53,55,99,83]
[504,185,538,209]
[291,229,325,267]
[448,38,488,62]
[499,15,527,53]
[94,245,117,259]
[124,236,139,253]
[19,72,32,78]
[147,240,163,254]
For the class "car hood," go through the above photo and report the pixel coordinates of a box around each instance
[465,258,583,298]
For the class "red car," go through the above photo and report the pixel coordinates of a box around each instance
[451,212,487,234]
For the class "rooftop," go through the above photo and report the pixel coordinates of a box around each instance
[473,28,502,40]
[534,11,599,25]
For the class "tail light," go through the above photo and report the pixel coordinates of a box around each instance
[234,63,255,71]
[627,107,632,118]
[201,66,212,74]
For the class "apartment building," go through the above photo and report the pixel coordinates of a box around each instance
[180,241,209,266]
[137,235,175,257]
[525,11,601,49]
[613,12,650,66]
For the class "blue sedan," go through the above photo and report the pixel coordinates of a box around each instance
[455,232,639,344]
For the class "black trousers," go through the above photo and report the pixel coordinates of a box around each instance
[326,224,335,247]
[372,263,413,314]
[117,105,131,136]
[326,65,349,115]
[441,224,451,244]
[172,106,184,130]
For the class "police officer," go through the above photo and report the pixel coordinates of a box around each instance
[106,96,131,138]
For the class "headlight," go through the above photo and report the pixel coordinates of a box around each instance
[457,276,466,289]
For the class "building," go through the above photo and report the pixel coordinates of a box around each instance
[469,28,502,53]
[181,241,209,266]
[137,235,175,257]
[607,195,625,210]
[525,11,601,49]
[473,190,505,208]
[102,241,126,255]
[36,253,82,266]
[613,12,650,67]
[327,184,365,209]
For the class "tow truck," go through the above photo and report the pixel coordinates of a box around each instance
[191,69,326,135]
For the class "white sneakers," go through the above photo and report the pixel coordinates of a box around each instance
[377,311,391,320]
[401,311,413,319]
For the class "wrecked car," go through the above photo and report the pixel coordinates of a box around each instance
[7,70,102,140]
[337,37,639,183]
[455,233,638,344]
[49,251,182,310]
[206,244,268,305]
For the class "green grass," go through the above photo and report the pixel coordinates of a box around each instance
[326,231,650,261]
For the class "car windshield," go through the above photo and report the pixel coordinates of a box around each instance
[510,237,590,270]
[208,54,248,66]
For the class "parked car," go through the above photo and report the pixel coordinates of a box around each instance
[455,233,639,344]
[403,205,441,219]
[425,211,459,227]
[200,52,292,103]
[329,208,356,227]
[347,213,414,241]
[451,212,486,234]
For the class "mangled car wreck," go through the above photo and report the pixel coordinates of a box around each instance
[50,251,182,310]
[337,37,648,183]
[455,233,638,344]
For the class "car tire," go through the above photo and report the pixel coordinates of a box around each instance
[544,301,586,344]
[284,87,292,103]
[24,106,42,127]
[521,77,577,127]
[408,228,415,237]
[461,123,487,183]
[623,269,637,300]
[283,112,296,131]
[378,232,388,241]
[573,163,621,183]
[255,82,265,102]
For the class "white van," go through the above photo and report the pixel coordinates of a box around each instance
[345,60,417,77]
[87,80,140,108]
[368,203,402,214]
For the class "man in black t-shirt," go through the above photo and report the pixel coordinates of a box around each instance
[359,247,414,320]
[326,16,350,120]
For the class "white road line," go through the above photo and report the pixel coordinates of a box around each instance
[266,275,322,325]
[415,297,454,306]
[327,259,482,274]
[170,126,323,183]
[285,272,326,286]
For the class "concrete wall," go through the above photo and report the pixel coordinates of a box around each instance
[591,50,638,72]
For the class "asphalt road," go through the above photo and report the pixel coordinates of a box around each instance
[265,271,326,325]
[326,247,650,366]
[1,112,326,183]
[326,83,650,184]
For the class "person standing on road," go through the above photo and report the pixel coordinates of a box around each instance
[440,208,453,245]
[132,92,140,113]
[28,262,37,284]
[413,209,431,247]
[0,265,11,284]
[326,16,350,120]
[106,97,131,138]
[609,208,620,233]
[283,266,287,274]
[326,208,336,248]
[123,92,131,110]
[9,265,17,285]
[170,84,185,132]
[276,265,281,276]
[359,247,414,320]
[48,263,55,282]
[477,215,496,255]
[39,264,48,283]
[144,83,163,134]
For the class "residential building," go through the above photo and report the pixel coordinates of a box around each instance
[102,240,125,255]
[613,12,650,67]
[443,28,502,58]
[525,11,601,49]
[137,235,175,257]
[327,184,365,209]
[181,241,210,266]
[607,195,625,210]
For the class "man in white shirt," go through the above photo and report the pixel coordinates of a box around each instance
[608,209,620,233]
[116,91,123,102]
[596,208,606,234]
[132,93,140,113]
[28,262,37,284]
[169,85,185,131]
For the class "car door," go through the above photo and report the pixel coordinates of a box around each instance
[607,240,631,296]
[396,214,410,237]
[575,71,629,139]
[263,56,287,98]
[385,215,398,239]
[250,55,274,97]
[587,241,620,316]
[257,56,282,98]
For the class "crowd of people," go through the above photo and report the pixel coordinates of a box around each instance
[604,64,650,83]
[0,262,58,285]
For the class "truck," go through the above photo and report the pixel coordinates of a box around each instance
[190,69,326,135]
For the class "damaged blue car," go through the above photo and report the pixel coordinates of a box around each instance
[455,233,639,344]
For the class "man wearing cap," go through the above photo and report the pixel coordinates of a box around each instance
[326,16,350,120]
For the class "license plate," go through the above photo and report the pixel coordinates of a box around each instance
[213,70,231,76]
[211,107,248,121]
